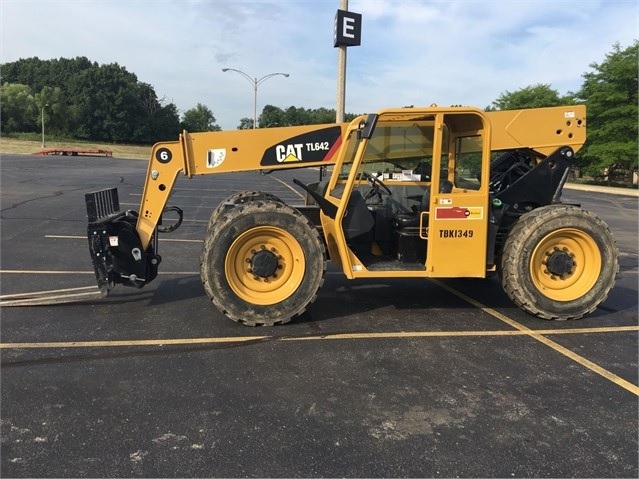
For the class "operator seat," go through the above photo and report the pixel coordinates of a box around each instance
[394,180,453,229]
[343,189,375,239]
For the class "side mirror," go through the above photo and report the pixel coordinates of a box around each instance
[357,114,379,140]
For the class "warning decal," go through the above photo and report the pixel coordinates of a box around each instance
[435,206,483,220]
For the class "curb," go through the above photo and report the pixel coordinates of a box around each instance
[563,183,638,197]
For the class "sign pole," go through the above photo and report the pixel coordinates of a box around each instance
[334,1,361,123]
[336,0,348,123]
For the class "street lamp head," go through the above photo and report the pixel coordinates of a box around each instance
[283,73,290,78]
[222,68,289,129]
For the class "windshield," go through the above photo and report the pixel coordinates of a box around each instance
[339,119,447,181]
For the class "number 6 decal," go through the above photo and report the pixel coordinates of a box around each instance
[156,147,172,164]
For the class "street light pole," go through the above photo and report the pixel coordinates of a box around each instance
[222,68,289,128]
[41,103,49,148]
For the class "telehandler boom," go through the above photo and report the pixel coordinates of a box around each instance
[84,105,618,326]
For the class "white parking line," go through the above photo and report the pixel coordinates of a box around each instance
[2,269,636,396]
[2,326,637,350]
[431,279,639,396]
[44,235,203,243]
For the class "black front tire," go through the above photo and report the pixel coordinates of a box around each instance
[200,200,326,326]
[206,190,281,231]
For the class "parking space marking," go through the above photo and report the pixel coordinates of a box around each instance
[1,270,196,275]
[0,337,267,349]
[270,176,305,199]
[0,285,99,300]
[284,326,639,339]
[1,326,637,351]
[44,235,203,243]
[129,187,242,193]
[431,279,639,396]
[2,270,636,395]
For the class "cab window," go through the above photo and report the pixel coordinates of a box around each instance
[354,119,446,181]
[453,136,483,191]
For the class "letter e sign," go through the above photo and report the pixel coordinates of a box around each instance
[334,9,362,47]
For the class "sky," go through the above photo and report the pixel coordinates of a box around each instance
[1,0,637,130]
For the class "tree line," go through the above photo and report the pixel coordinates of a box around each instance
[1,57,181,144]
[1,42,637,184]
[0,56,356,143]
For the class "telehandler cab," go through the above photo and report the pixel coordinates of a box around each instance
[84,105,618,326]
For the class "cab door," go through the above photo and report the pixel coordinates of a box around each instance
[426,112,490,278]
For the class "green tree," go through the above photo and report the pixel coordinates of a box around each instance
[258,105,288,128]
[237,117,254,129]
[68,62,144,141]
[574,41,638,186]
[128,83,180,143]
[0,57,178,143]
[284,106,311,125]
[0,83,37,133]
[181,103,221,132]
[487,83,573,111]
[34,85,65,135]
[148,102,181,142]
[258,105,357,127]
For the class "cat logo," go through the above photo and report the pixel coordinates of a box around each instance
[275,143,304,163]
[260,126,342,167]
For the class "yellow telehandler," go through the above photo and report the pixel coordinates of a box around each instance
[84,105,618,325]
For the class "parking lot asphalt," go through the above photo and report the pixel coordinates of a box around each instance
[1,154,637,478]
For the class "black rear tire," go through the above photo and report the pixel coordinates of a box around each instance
[500,205,618,320]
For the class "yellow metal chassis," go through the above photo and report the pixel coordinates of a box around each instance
[136,104,586,265]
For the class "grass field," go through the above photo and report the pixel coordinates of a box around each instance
[0,137,151,160]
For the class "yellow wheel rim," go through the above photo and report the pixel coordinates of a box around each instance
[225,226,305,306]
[529,228,601,302]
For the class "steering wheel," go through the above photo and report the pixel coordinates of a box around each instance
[362,171,392,196]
